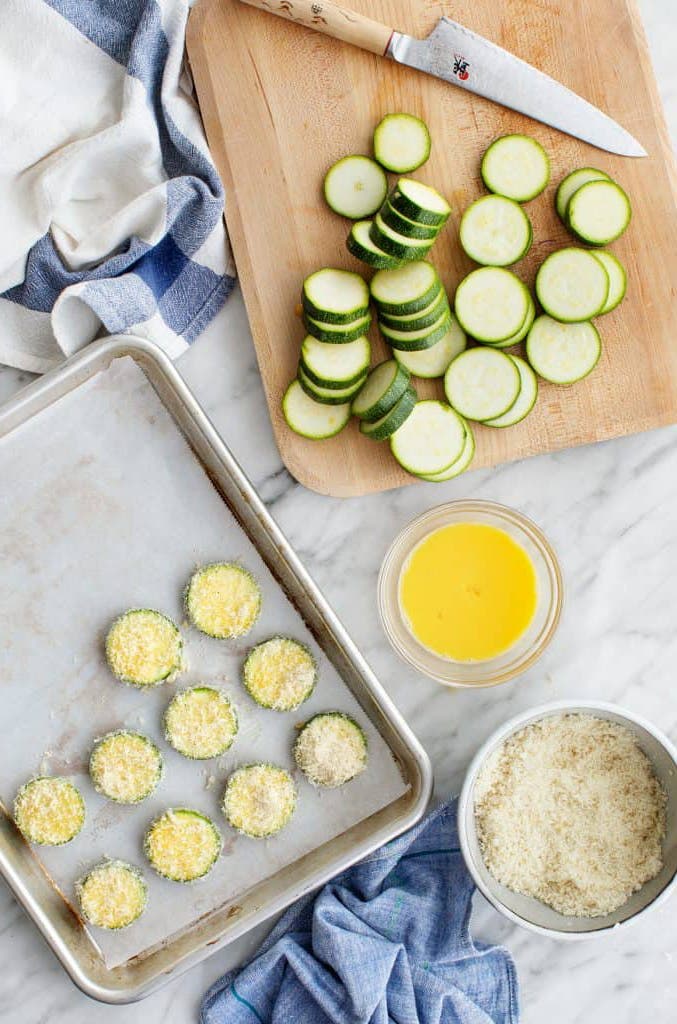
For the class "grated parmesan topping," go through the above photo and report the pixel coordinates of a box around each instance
[77,860,147,930]
[294,713,367,788]
[223,764,296,838]
[14,777,85,845]
[187,564,261,639]
[90,732,162,803]
[106,610,182,686]
[475,714,667,917]
[165,687,238,759]
[146,809,221,882]
[244,638,316,711]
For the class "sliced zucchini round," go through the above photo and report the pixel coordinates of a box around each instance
[370,261,440,313]
[389,178,451,226]
[359,386,417,440]
[481,134,550,202]
[444,347,521,421]
[300,334,371,389]
[373,113,431,173]
[526,315,601,385]
[592,251,627,314]
[90,730,163,804]
[76,860,147,930]
[567,179,631,245]
[535,247,609,322]
[555,167,611,221]
[164,687,238,759]
[303,310,372,344]
[14,777,85,846]
[283,380,351,440]
[380,309,452,352]
[223,763,296,838]
[454,267,529,342]
[350,359,410,422]
[379,201,440,240]
[369,215,434,261]
[486,296,535,348]
[243,636,317,711]
[105,609,183,688]
[145,808,221,882]
[298,364,367,405]
[346,220,403,269]
[420,424,475,481]
[390,400,467,476]
[186,563,261,640]
[459,195,532,266]
[323,156,388,219]
[378,288,449,331]
[393,317,467,378]
[302,268,369,324]
[294,712,368,787]
[484,355,538,427]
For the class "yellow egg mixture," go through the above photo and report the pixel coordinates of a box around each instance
[398,522,537,662]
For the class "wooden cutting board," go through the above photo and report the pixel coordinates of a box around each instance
[187,0,677,496]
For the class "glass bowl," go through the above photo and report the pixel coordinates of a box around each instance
[377,500,563,688]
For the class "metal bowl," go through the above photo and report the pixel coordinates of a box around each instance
[458,700,677,939]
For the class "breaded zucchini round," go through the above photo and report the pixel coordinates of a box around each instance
[76,859,147,930]
[242,637,316,712]
[185,563,261,639]
[164,687,238,759]
[294,712,367,788]
[89,730,163,804]
[145,808,221,882]
[105,609,183,687]
[14,777,85,846]
[222,763,296,839]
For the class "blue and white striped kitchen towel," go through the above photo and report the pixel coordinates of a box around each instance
[0,0,235,373]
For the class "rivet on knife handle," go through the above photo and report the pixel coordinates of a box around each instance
[239,0,394,57]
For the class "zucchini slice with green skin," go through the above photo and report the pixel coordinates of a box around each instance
[243,636,317,712]
[390,400,467,476]
[283,380,351,440]
[389,178,451,226]
[481,134,550,202]
[566,179,631,245]
[370,261,440,314]
[90,731,163,804]
[145,809,222,882]
[526,316,602,385]
[294,712,368,787]
[223,763,296,838]
[323,156,388,219]
[186,563,261,640]
[485,297,535,349]
[420,424,475,481]
[393,317,466,378]
[378,288,449,331]
[106,609,183,687]
[359,386,417,440]
[14,777,85,846]
[444,347,521,422]
[302,268,369,324]
[351,359,411,422]
[454,267,529,343]
[373,113,431,173]
[379,309,452,351]
[379,201,440,240]
[76,860,147,930]
[592,251,627,314]
[298,365,367,405]
[300,334,371,389]
[369,214,434,261]
[555,167,611,221]
[164,687,238,759]
[459,195,532,267]
[346,220,403,269]
[535,248,609,322]
[303,311,372,344]
[484,355,538,427]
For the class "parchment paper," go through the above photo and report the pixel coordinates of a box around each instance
[0,357,407,968]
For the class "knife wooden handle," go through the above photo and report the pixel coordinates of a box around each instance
[239,0,394,57]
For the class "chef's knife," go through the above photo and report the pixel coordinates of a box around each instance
[238,0,646,157]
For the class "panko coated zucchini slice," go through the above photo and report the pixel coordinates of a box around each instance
[186,563,261,639]
[223,763,296,839]
[14,777,85,846]
[294,712,368,788]
[105,609,183,687]
[243,636,317,712]
[145,808,222,882]
[89,730,163,804]
[76,859,147,930]
[164,686,238,759]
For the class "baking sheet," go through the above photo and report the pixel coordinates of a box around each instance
[0,356,407,968]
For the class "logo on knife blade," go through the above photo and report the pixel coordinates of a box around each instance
[453,54,470,81]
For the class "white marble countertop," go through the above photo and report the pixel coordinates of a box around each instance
[0,1,675,1020]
